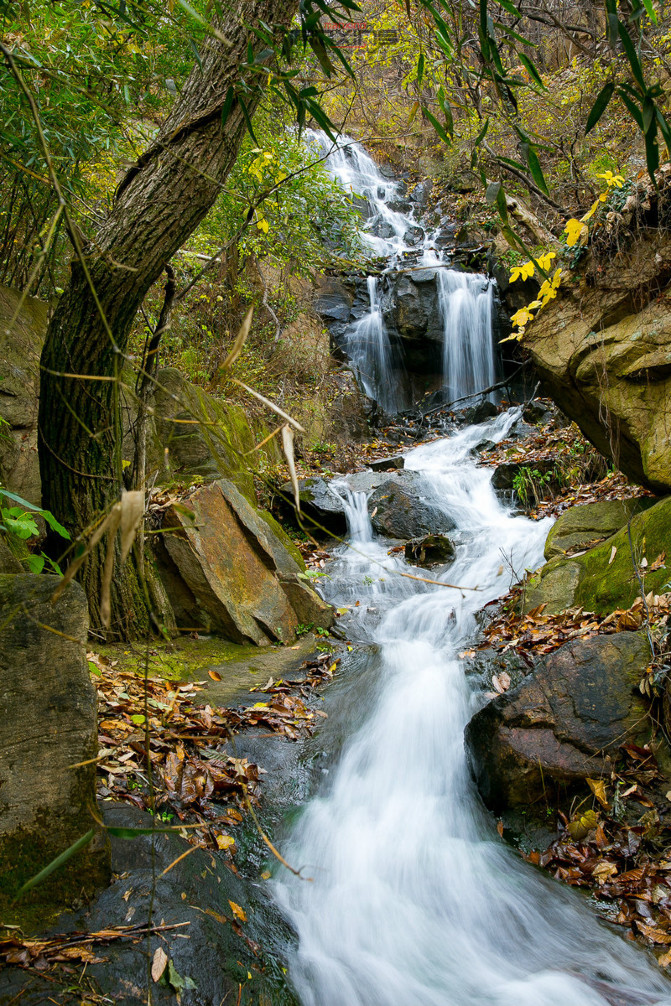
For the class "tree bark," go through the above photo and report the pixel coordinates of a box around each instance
[38,0,297,638]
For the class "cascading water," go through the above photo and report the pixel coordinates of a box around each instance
[273,409,671,1006]
[308,130,499,411]
[437,267,496,401]
[344,277,403,415]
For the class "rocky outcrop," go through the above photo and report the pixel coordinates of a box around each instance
[466,632,651,813]
[524,495,670,614]
[158,479,332,643]
[0,575,109,923]
[0,286,45,505]
[523,206,671,493]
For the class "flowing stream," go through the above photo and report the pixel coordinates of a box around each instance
[308,131,497,410]
[273,409,671,1005]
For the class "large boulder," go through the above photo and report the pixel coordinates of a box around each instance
[525,495,671,614]
[404,533,455,567]
[159,479,332,643]
[0,286,45,505]
[369,473,455,539]
[523,210,671,493]
[543,498,656,560]
[0,575,109,925]
[466,632,651,813]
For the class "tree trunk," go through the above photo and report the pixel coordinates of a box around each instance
[38,0,297,638]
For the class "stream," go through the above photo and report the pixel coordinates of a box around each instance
[268,139,671,1005]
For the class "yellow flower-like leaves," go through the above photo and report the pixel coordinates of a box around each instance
[509,260,535,283]
[596,170,624,188]
[510,307,536,328]
[536,251,556,271]
[256,218,269,234]
[564,218,588,248]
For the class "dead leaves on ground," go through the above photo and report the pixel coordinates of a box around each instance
[93,652,338,853]
[480,590,670,664]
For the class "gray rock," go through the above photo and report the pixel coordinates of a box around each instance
[368,455,405,472]
[315,277,354,322]
[370,473,455,539]
[405,534,455,567]
[466,632,651,814]
[0,575,109,924]
[403,226,425,247]
[464,400,498,424]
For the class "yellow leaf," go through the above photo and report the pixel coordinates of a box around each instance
[536,251,556,270]
[586,777,610,809]
[551,268,562,288]
[216,834,235,850]
[564,218,588,248]
[256,218,269,234]
[229,900,247,922]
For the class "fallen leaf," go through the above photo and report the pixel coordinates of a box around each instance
[228,900,247,922]
[586,777,610,810]
[152,946,168,983]
[208,670,222,681]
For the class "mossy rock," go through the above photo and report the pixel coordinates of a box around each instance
[525,495,671,614]
[544,497,656,560]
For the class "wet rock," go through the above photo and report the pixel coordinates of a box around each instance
[0,575,109,925]
[465,632,651,813]
[160,480,332,643]
[403,226,425,247]
[82,803,295,1006]
[490,458,557,499]
[370,218,396,240]
[543,498,656,560]
[473,439,497,454]
[278,475,348,534]
[410,179,432,205]
[315,277,354,323]
[405,534,455,567]
[388,199,412,214]
[368,454,405,472]
[369,474,455,539]
[522,399,554,425]
[464,400,498,424]
[524,494,670,615]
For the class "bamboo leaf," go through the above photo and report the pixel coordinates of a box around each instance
[585,81,615,133]
[281,424,300,514]
[617,19,645,90]
[518,53,545,89]
[422,107,452,145]
[221,306,254,370]
[14,830,95,899]
[526,145,548,194]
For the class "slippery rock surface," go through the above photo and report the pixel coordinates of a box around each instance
[369,473,455,539]
[159,479,332,643]
[525,494,671,614]
[524,218,671,493]
[465,632,651,813]
[0,575,109,923]
[404,533,455,567]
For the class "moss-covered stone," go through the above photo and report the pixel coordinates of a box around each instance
[544,497,656,560]
[525,495,671,614]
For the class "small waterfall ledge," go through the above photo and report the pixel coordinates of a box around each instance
[309,131,499,413]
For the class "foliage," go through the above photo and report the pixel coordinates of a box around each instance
[0,487,70,574]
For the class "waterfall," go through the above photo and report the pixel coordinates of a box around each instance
[273,408,671,1006]
[308,130,499,414]
[437,269,496,400]
[344,277,403,415]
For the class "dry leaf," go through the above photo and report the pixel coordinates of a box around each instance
[152,946,168,982]
[221,306,253,371]
[608,546,617,565]
[586,777,610,810]
[282,424,300,514]
[228,900,247,922]
[208,670,222,681]
[216,834,235,850]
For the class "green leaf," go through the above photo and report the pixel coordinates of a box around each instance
[26,555,45,574]
[130,713,146,725]
[474,118,489,146]
[308,35,333,77]
[14,830,95,899]
[422,107,451,146]
[655,106,671,156]
[417,53,425,88]
[641,0,658,22]
[618,87,644,129]
[496,184,509,224]
[585,81,615,133]
[645,119,660,178]
[494,0,520,13]
[525,145,548,194]
[617,19,645,90]
[518,53,545,89]
[221,86,235,127]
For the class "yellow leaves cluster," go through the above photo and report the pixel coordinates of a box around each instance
[256,217,269,234]
[508,251,556,284]
[597,170,625,188]
[563,218,588,247]
[502,267,563,343]
[564,169,625,246]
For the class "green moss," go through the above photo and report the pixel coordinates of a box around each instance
[257,509,305,568]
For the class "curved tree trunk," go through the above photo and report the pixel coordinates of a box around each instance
[38,0,296,638]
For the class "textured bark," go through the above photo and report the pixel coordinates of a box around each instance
[38,0,296,637]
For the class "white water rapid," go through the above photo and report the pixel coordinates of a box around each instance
[274,410,671,1006]
[308,130,498,410]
